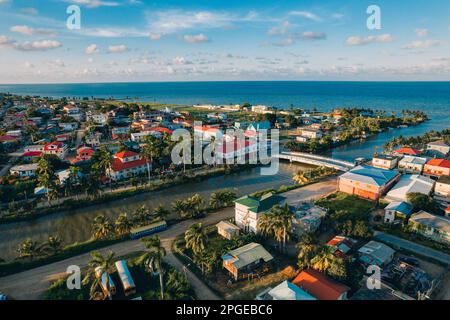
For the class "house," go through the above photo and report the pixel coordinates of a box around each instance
[358,241,395,266]
[292,203,327,236]
[295,136,309,143]
[398,155,427,174]
[216,220,240,240]
[384,201,413,223]
[251,105,273,114]
[408,211,450,244]
[75,146,94,162]
[423,158,450,178]
[85,133,102,147]
[43,141,68,159]
[338,165,400,201]
[385,174,435,203]
[146,126,174,138]
[394,147,421,156]
[292,268,350,300]
[109,151,149,181]
[63,105,83,121]
[214,140,258,161]
[434,176,450,202]
[221,242,273,280]
[111,127,130,140]
[194,125,222,140]
[207,113,227,120]
[256,280,316,300]
[86,112,108,125]
[130,131,152,143]
[0,135,19,145]
[426,140,450,156]
[372,154,399,170]
[234,193,286,233]
[10,163,39,177]
[300,128,323,139]
[59,122,78,131]
[326,236,356,258]
[246,121,271,132]
[22,151,42,161]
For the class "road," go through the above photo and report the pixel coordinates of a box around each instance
[374,232,450,265]
[0,178,337,300]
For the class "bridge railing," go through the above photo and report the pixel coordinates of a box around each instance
[277,151,355,167]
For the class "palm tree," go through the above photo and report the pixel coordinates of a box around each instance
[82,251,116,300]
[37,156,55,204]
[137,236,167,300]
[93,146,113,190]
[153,204,170,221]
[67,166,81,198]
[297,244,317,270]
[194,251,215,275]
[92,215,113,240]
[16,239,43,260]
[165,269,190,300]
[132,205,151,226]
[184,223,208,255]
[43,235,63,256]
[188,194,204,218]
[114,213,132,237]
[311,246,337,273]
[172,199,187,217]
[258,204,294,252]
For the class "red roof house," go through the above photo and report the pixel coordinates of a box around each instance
[394,147,421,156]
[292,268,350,300]
[424,158,450,177]
[109,151,149,181]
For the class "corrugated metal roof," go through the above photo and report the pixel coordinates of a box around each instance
[222,242,273,269]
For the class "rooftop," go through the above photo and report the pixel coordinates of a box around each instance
[235,193,285,213]
[340,165,399,187]
[426,158,450,169]
[292,268,350,300]
[410,211,450,233]
[395,147,421,156]
[385,201,413,216]
[385,174,435,202]
[221,242,273,270]
[358,241,395,265]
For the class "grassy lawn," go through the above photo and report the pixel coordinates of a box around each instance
[316,192,375,222]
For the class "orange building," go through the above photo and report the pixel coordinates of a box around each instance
[338,165,400,201]
[423,158,450,178]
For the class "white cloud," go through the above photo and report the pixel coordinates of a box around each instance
[0,0,10,4]
[14,40,62,51]
[65,0,120,8]
[288,11,321,22]
[182,33,210,43]
[77,27,147,38]
[0,35,15,48]
[403,39,441,50]
[85,43,100,54]
[267,21,290,36]
[10,25,57,36]
[346,34,394,46]
[149,33,162,40]
[172,56,192,65]
[107,44,128,53]
[148,10,242,34]
[415,28,428,37]
[301,31,326,40]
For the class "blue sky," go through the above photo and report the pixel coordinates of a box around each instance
[0,0,449,83]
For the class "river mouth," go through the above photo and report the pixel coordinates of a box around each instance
[0,162,314,261]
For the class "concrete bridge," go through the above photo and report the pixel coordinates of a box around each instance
[273,151,356,172]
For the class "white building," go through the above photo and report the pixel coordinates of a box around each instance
[427,140,450,156]
[109,151,149,181]
[10,163,39,177]
[398,156,427,174]
[385,174,435,203]
[435,176,450,203]
[234,193,286,233]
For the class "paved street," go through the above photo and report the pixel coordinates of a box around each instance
[374,232,450,265]
[0,178,337,300]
